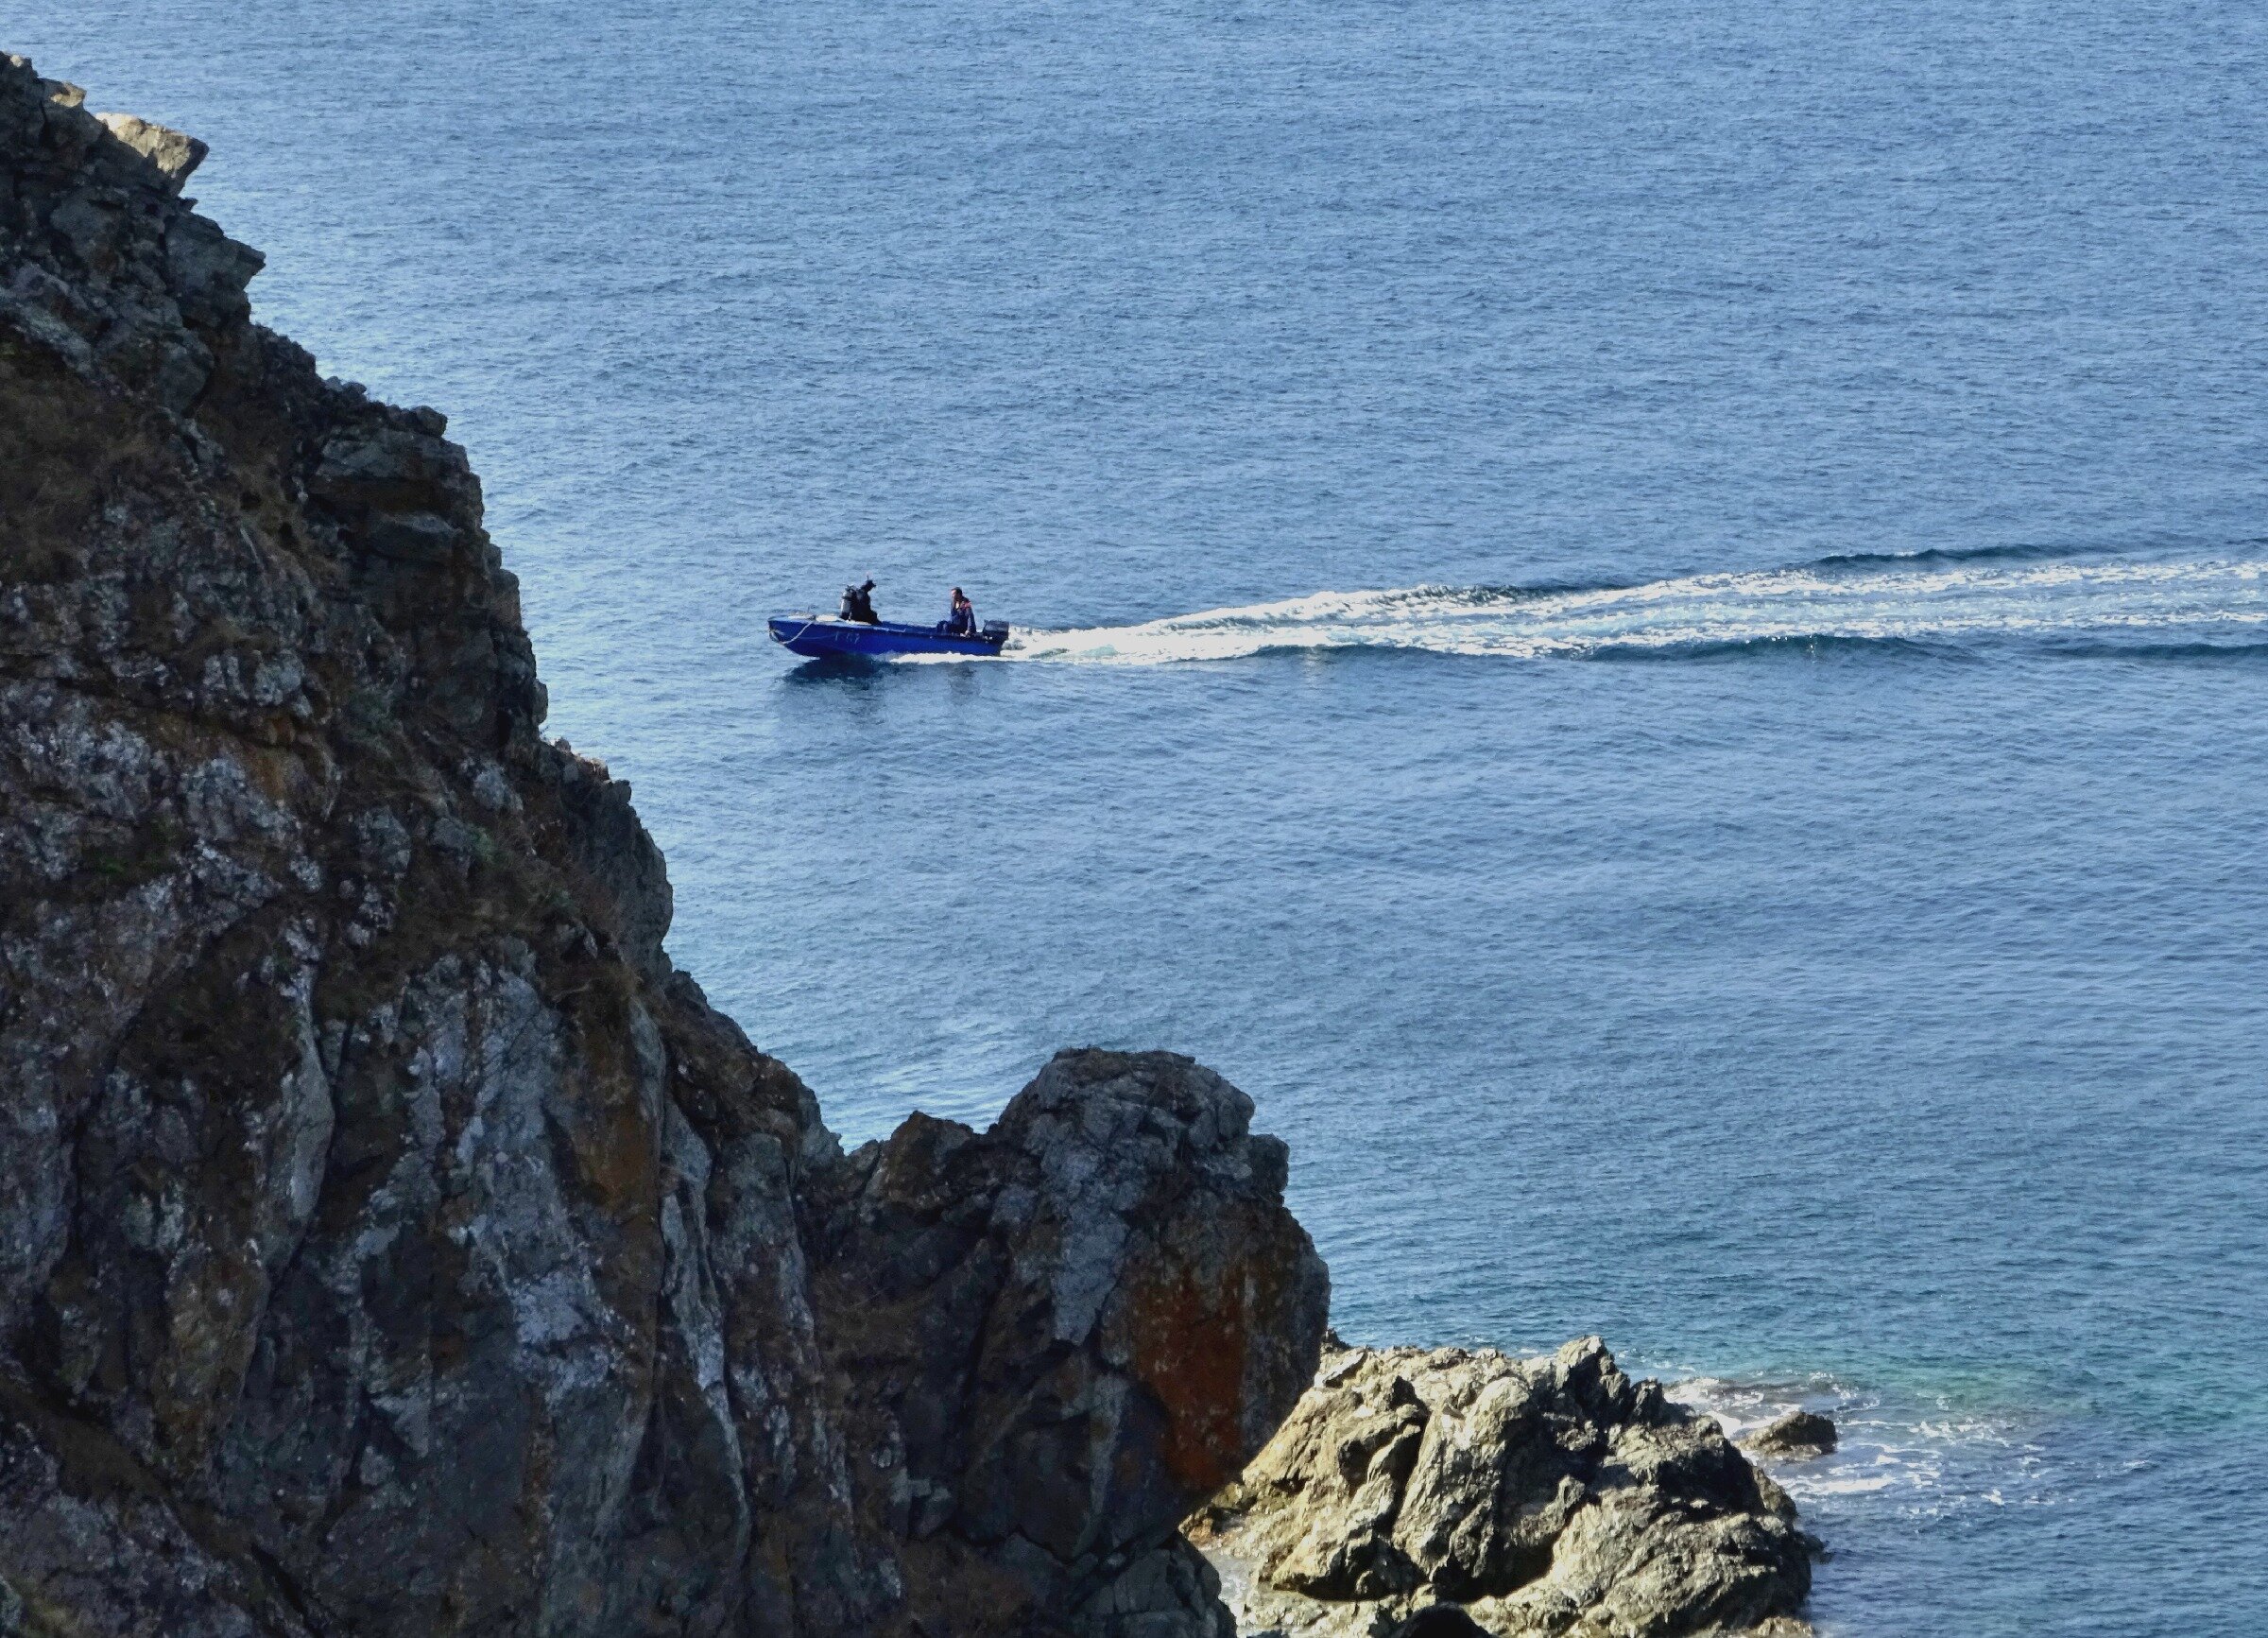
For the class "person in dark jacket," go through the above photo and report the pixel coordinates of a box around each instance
[840,578,879,623]
[944,586,975,635]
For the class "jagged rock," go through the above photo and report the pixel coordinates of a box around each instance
[93,111,206,191]
[807,1049,1332,1637]
[1070,1539,1236,1638]
[0,53,1324,1638]
[1740,1412,1838,1461]
[1192,1338,1813,1638]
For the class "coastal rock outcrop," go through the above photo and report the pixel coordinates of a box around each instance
[1190,1338,1813,1638]
[808,1050,1332,1637]
[0,54,1324,1638]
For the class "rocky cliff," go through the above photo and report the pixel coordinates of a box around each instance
[0,56,1330,1638]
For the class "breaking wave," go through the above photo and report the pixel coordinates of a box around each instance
[1001,550,2268,665]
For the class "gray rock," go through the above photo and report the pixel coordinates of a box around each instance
[1192,1338,1813,1638]
[1742,1411,1839,1461]
[164,213,263,326]
[1072,1540,1236,1638]
[93,111,206,190]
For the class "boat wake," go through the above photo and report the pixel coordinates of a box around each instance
[1002,548,2268,665]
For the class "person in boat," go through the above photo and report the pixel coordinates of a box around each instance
[839,578,879,624]
[943,587,975,636]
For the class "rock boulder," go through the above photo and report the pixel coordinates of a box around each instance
[1741,1412,1838,1461]
[1192,1338,1814,1638]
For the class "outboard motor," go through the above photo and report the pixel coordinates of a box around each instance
[981,620,1010,641]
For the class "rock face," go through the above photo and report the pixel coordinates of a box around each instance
[0,55,1327,1638]
[1191,1339,1813,1638]
[809,1052,1332,1638]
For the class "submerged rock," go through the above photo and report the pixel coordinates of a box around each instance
[0,54,1325,1638]
[1191,1337,1814,1638]
[1741,1411,1839,1461]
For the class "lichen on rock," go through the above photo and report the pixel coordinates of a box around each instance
[805,1049,1332,1637]
[1190,1337,1816,1638]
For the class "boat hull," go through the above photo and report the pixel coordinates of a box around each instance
[768,615,1008,660]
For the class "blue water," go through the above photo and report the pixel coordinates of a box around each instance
[24,4,2268,1631]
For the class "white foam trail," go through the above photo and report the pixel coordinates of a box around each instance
[1002,554,2268,664]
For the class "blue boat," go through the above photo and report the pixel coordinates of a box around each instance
[768,614,1011,660]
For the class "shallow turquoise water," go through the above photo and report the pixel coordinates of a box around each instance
[21,4,2268,1630]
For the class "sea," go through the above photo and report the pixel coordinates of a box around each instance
[21,4,2266,1632]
